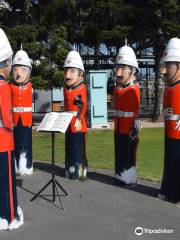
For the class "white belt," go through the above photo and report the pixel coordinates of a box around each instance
[69,111,77,116]
[114,110,135,118]
[0,119,4,127]
[164,113,180,121]
[13,107,32,113]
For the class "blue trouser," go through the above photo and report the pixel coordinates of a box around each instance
[65,131,87,178]
[160,137,180,202]
[13,117,32,169]
[0,151,19,223]
[114,133,138,175]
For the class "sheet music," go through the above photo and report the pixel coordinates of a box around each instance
[37,112,73,133]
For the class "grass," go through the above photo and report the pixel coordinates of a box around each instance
[33,128,164,182]
[137,128,164,181]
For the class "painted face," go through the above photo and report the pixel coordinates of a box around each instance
[12,65,30,83]
[64,67,83,86]
[115,65,134,86]
[161,62,180,86]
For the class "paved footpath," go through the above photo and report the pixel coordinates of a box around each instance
[108,120,164,129]
[1,163,179,240]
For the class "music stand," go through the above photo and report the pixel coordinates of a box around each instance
[30,112,72,210]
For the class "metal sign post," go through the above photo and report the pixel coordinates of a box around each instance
[30,112,73,210]
[31,131,68,210]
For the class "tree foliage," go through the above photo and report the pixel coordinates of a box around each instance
[0,0,179,94]
[0,0,69,89]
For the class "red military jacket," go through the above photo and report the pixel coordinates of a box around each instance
[10,82,32,127]
[64,82,87,133]
[0,76,14,151]
[164,80,180,139]
[114,83,140,134]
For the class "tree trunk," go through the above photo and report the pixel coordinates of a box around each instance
[152,42,164,121]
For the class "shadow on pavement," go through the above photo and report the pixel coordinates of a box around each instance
[33,162,159,199]
[17,163,67,210]
[16,178,23,188]
[88,171,159,198]
[34,161,65,177]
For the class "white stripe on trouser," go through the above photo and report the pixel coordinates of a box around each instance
[114,110,135,117]
[0,119,3,127]
[13,107,32,113]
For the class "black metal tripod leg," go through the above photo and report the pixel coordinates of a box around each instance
[55,179,68,196]
[54,181,64,210]
[52,179,56,202]
[30,179,52,202]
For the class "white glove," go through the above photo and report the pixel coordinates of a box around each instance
[164,107,180,121]
[74,119,82,131]
[175,120,180,131]
[164,107,173,116]
[164,107,176,120]
[134,119,142,132]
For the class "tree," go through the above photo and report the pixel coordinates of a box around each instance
[0,0,179,114]
[129,0,180,120]
[0,0,69,89]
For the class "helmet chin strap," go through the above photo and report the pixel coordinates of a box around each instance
[66,76,83,87]
[66,78,78,87]
[74,79,83,86]
[166,63,180,86]
[121,70,134,86]
[12,77,30,86]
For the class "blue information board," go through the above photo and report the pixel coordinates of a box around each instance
[87,70,108,128]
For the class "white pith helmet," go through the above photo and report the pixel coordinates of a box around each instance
[116,39,139,72]
[12,45,32,69]
[161,37,180,63]
[0,28,13,62]
[63,50,84,72]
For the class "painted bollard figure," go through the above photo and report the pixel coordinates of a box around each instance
[0,28,23,231]
[159,38,180,203]
[114,43,141,185]
[10,48,33,176]
[63,50,88,179]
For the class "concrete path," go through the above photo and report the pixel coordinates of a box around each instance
[107,120,164,129]
[1,163,179,240]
